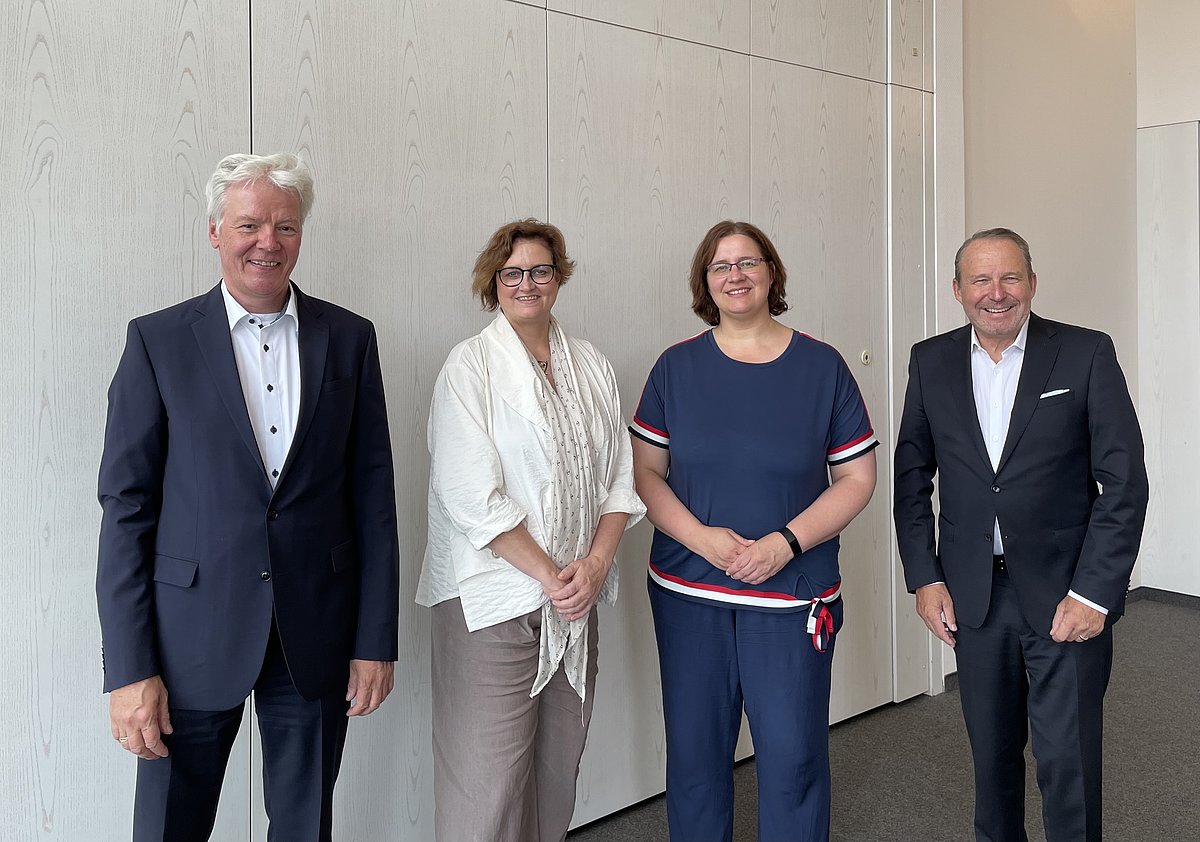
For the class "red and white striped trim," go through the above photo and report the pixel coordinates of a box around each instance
[827,430,878,465]
[631,417,670,448]
[649,563,841,611]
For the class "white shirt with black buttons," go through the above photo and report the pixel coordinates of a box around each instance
[221,282,300,488]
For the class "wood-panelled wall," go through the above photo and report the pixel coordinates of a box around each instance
[0,0,953,837]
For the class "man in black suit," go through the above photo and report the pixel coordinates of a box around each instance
[97,152,399,841]
[894,228,1148,842]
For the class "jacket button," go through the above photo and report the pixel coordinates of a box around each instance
[261,571,271,582]
[268,510,279,520]
[991,485,1001,493]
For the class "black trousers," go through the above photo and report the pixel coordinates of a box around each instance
[955,568,1112,842]
[132,626,350,842]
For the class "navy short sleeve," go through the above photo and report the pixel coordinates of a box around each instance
[631,345,678,449]
[827,354,877,465]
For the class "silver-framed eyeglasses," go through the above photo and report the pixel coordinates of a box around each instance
[496,264,557,286]
[707,257,770,277]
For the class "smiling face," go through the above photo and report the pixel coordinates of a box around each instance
[953,237,1037,355]
[705,234,774,323]
[209,180,303,312]
[496,237,559,329]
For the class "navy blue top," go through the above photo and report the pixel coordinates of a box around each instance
[631,329,877,611]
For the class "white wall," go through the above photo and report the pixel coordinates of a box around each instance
[0,0,959,838]
[1135,1,1200,596]
[1137,123,1200,598]
[963,0,1138,373]
[1136,0,1200,127]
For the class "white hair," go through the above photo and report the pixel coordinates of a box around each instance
[205,152,315,231]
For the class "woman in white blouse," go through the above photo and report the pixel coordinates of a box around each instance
[418,218,644,842]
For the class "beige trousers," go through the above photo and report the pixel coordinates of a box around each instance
[431,599,599,842]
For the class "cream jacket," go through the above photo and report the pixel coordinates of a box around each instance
[417,312,645,631]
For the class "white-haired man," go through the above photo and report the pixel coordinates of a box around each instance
[97,153,399,841]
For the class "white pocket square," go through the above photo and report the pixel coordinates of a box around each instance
[1040,388,1070,399]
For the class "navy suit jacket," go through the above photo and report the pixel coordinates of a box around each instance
[97,283,399,710]
[894,313,1148,634]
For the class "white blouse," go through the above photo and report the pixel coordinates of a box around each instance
[417,312,645,638]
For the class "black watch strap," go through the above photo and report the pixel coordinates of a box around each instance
[778,527,803,557]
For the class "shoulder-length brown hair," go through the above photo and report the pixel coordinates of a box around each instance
[688,220,789,326]
[471,218,576,311]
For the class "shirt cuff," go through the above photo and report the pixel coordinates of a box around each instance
[463,499,527,551]
[598,488,647,527]
[1067,590,1109,615]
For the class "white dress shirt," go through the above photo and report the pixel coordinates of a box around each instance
[969,319,1106,614]
[221,282,300,487]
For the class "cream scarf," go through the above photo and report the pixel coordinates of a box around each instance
[528,321,597,703]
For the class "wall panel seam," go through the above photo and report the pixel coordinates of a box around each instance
[544,4,550,218]
[891,81,933,95]
[540,7,888,88]
[248,0,254,152]
[1136,119,1200,131]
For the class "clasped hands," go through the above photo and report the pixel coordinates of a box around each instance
[543,553,609,622]
[696,526,792,586]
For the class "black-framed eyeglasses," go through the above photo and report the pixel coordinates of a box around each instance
[496,264,557,286]
[707,257,770,277]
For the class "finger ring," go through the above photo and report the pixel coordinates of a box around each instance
[118,737,129,743]
[1078,634,1089,641]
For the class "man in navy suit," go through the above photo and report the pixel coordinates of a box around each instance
[894,228,1148,842]
[97,152,400,841]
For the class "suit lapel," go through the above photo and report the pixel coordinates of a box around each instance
[997,314,1059,472]
[946,327,992,470]
[276,286,328,489]
[190,284,266,473]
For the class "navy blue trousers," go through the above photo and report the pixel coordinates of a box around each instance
[955,568,1112,842]
[132,626,350,842]
[650,582,841,842]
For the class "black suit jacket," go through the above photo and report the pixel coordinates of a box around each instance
[97,283,400,710]
[894,313,1148,633]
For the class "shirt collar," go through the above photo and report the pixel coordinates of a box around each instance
[220,281,298,332]
[970,316,1030,358]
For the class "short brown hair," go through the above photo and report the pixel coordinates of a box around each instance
[688,221,788,326]
[471,218,576,311]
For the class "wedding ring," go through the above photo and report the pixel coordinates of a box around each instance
[118,736,129,743]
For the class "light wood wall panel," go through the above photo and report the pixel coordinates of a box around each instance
[749,58,891,719]
[751,0,886,82]
[887,85,938,701]
[1136,123,1200,598]
[546,15,752,822]
[251,0,548,837]
[0,0,250,838]
[548,0,750,52]
[890,0,933,91]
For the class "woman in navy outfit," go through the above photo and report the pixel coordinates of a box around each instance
[630,221,878,842]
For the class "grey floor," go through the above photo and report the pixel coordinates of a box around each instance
[568,590,1200,841]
